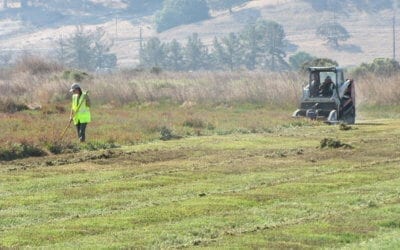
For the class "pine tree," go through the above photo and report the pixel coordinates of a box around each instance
[140,37,166,68]
[221,32,242,70]
[211,37,226,70]
[91,27,116,70]
[164,39,185,71]
[257,20,288,71]
[184,33,209,70]
[64,26,94,70]
[240,23,261,70]
[56,26,116,71]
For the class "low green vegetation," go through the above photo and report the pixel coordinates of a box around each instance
[1,103,400,248]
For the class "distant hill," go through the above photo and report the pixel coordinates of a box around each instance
[0,0,397,68]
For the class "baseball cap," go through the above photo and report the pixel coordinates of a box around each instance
[69,83,81,92]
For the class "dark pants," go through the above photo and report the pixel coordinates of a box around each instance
[76,122,87,142]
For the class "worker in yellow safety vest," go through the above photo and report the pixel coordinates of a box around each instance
[69,83,91,142]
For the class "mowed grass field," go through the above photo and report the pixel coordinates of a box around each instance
[1,103,400,249]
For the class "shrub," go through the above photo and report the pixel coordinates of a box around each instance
[160,126,173,140]
[150,67,163,74]
[0,141,47,161]
[0,100,29,113]
[160,126,181,140]
[14,55,63,75]
[351,58,400,77]
[62,70,90,82]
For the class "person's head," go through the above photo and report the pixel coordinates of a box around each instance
[324,76,332,84]
[69,83,82,94]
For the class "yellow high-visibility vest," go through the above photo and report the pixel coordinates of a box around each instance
[72,93,91,125]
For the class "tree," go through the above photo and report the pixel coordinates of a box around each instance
[221,32,242,70]
[140,37,166,68]
[289,51,315,70]
[184,33,209,70]
[211,37,226,70]
[257,20,289,71]
[63,26,94,70]
[300,58,338,72]
[91,28,116,69]
[240,23,262,70]
[240,20,289,71]
[56,26,117,71]
[164,39,185,71]
[316,22,350,48]
[212,33,242,70]
[155,0,210,32]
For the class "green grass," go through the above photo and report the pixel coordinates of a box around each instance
[1,104,400,248]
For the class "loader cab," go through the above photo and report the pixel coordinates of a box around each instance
[308,67,344,98]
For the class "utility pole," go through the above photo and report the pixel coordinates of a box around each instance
[58,34,65,66]
[394,15,396,61]
[393,2,397,61]
[115,15,118,42]
[139,26,143,62]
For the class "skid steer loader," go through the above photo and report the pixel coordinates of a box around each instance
[292,67,355,124]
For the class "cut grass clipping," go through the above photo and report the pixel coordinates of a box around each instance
[320,138,353,149]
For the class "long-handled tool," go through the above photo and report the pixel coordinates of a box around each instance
[59,91,89,141]
[59,119,72,140]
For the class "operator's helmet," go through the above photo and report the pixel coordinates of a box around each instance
[325,76,332,83]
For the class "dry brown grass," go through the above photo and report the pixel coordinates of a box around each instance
[355,73,400,106]
[0,60,399,108]
[0,69,306,108]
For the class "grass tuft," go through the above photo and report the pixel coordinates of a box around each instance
[339,123,352,131]
[320,138,353,149]
[160,126,182,141]
[183,117,207,128]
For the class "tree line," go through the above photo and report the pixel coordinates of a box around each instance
[140,19,291,71]
[52,18,351,72]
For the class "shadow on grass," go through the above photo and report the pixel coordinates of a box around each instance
[355,122,385,126]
